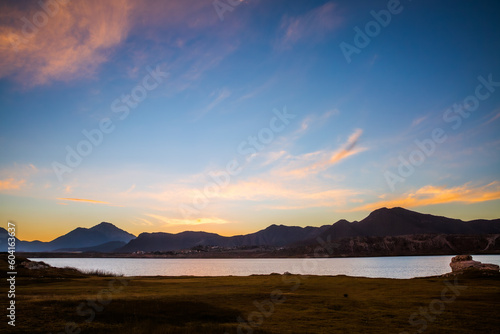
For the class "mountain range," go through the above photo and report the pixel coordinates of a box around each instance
[1,207,499,254]
[0,222,135,252]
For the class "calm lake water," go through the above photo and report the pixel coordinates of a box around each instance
[32,255,500,279]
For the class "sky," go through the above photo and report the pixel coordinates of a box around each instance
[1,0,500,242]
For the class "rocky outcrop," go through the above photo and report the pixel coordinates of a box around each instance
[19,260,50,270]
[450,255,500,273]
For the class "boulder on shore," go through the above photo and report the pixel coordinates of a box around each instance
[450,255,499,273]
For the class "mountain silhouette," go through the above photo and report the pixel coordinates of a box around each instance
[315,207,500,241]
[15,222,136,252]
[5,207,500,254]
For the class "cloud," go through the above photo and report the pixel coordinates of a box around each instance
[0,163,38,191]
[411,115,428,127]
[134,218,154,226]
[285,128,366,177]
[0,0,133,87]
[218,178,359,209]
[56,197,111,204]
[145,214,230,226]
[297,109,338,134]
[260,150,288,167]
[483,110,500,126]
[196,87,231,118]
[0,0,240,93]
[351,182,500,212]
[0,177,26,190]
[277,2,343,50]
[124,184,136,194]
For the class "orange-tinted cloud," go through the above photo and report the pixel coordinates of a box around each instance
[218,178,359,209]
[351,182,500,212]
[0,177,26,190]
[146,214,229,226]
[57,197,110,204]
[0,164,38,191]
[0,0,133,86]
[285,128,365,177]
[0,0,239,89]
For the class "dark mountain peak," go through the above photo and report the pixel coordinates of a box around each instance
[365,207,417,220]
[89,222,136,238]
[91,221,115,227]
[178,231,221,237]
[333,219,351,225]
[265,224,285,230]
[314,207,500,244]
[90,222,118,231]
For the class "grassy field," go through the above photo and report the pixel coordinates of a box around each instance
[2,269,500,334]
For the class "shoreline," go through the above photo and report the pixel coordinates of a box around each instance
[5,270,500,333]
[17,250,500,259]
[2,254,499,333]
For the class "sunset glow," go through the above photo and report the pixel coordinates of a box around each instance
[1,0,499,241]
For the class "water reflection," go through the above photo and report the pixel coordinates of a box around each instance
[33,255,500,279]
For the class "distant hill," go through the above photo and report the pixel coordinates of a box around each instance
[15,222,136,252]
[55,241,127,253]
[117,225,330,252]
[314,207,500,242]
[294,234,500,257]
[6,207,500,255]
[0,227,21,252]
[229,224,331,247]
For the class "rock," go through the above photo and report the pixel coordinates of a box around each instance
[20,260,50,270]
[451,255,472,262]
[450,255,499,273]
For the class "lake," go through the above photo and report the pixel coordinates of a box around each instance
[32,255,500,279]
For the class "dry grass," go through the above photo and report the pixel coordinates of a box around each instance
[1,254,499,333]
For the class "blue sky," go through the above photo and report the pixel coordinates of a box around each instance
[1,0,499,241]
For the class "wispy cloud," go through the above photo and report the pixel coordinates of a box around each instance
[284,128,366,177]
[0,177,26,190]
[0,0,230,88]
[56,197,111,204]
[411,115,428,127]
[276,2,343,50]
[0,163,38,191]
[218,178,359,209]
[146,214,230,226]
[351,182,500,211]
[0,0,133,86]
[196,87,231,118]
[483,109,500,126]
[124,184,136,194]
